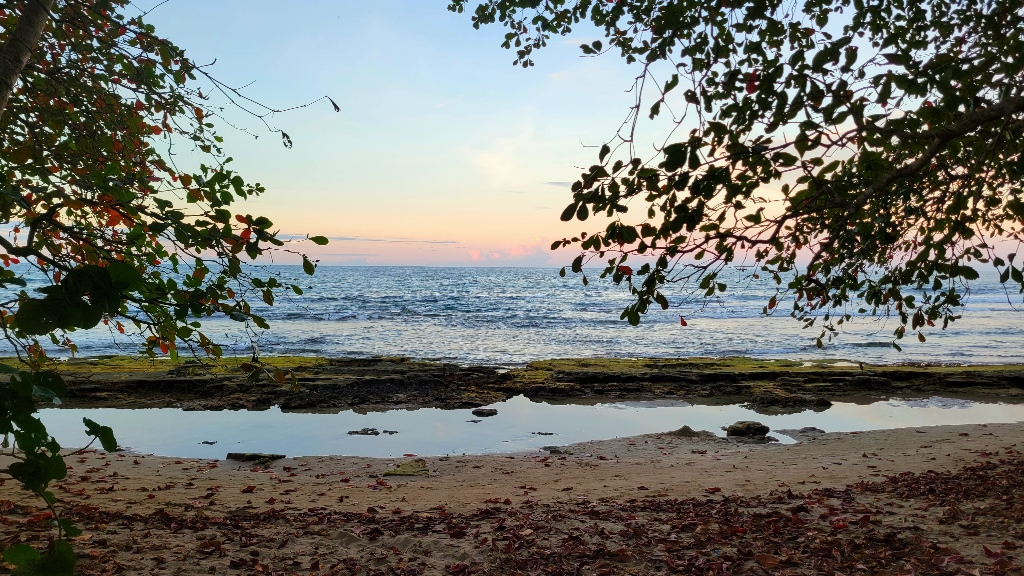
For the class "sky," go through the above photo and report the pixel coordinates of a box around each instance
[143,0,653,267]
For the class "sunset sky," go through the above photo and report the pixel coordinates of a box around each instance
[147,1,651,266]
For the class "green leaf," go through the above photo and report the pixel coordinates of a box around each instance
[58,519,82,538]
[106,261,144,292]
[14,299,60,335]
[37,540,76,576]
[3,544,40,568]
[302,256,315,276]
[309,236,329,245]
[83,418,118,452]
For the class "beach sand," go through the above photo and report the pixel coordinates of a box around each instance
[2,421,1022,574]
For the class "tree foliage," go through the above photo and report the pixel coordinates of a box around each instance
[0,1,331,571]
[451,0,1024,347]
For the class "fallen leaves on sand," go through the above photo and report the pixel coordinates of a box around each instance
[5,452,1024,575]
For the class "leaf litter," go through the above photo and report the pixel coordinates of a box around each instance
[2,448,1023,574]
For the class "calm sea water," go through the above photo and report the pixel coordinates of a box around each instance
[38,266,1024,365]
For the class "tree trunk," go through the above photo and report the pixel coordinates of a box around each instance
[0,0,55,119]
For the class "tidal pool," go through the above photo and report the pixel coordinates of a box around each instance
[37,395,1024,459]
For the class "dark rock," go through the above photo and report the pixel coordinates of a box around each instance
[532,432,555,436]
[200,440,217,445]
[347,428,381,436]
[471,408,498,417]
[726,421,770,437]
[226,452,285,462]
[775,427,826,441]
[467,419,482,423]
[670,425,715,438]
[382,430,398,435]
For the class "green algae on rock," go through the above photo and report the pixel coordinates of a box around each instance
[383,459,429,477]
[17,355,1024,413]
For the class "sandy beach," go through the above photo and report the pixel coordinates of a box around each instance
[2,421,1022,574]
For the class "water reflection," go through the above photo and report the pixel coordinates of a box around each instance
[37,394,1024,459]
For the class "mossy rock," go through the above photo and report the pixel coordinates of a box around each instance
[383,459,429,477]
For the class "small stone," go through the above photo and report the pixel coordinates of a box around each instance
[471,408,498,417]
[725,421,770,437]
[347,428,381,436]
[466,419,482,423]
[672,425,700,437]
[382,430,398,435]
[200,440,217,445]
[800,426,825,433]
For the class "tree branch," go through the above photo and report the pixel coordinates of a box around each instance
[0,0,55,119]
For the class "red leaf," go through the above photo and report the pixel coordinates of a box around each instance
[679,316,688,326]
[27,512,54,524]
[727,526,747,535]
[983,545,1003,560]
[617,265,633,276]
[756,554,780,568]
[745,70,759,94]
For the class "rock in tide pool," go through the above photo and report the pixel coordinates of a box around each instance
[471,408,498,417]
[226,452,285,462]
[671,425,716,438]
[725,421,770,437]
[775,427,827,442]
[348,428,381,436]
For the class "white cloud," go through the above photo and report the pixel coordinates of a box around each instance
[462,126,537,188]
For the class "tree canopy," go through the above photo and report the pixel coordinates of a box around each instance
[0,1,329,571]
[450,0,1024,348]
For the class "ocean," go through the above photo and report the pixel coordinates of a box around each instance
[35,265,1024,365]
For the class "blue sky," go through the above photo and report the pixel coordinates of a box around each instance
[144,1,648,266]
